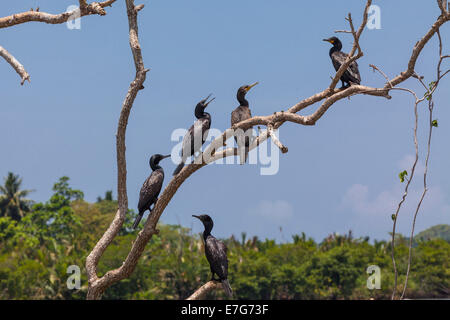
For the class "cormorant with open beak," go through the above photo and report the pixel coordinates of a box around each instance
[173,95,215,176]
[133,154,171,229]
[323,37,361,88]
[193,214,233,298]
[231,82,258,164]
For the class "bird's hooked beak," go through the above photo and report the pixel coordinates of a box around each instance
[245,82,259,92]
[161,154,171,160]
[192,215,201,220]
[323,38,334,44]
[203,94,215,107]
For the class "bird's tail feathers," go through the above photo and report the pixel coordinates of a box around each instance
[237,138,250,165]
[240,135,254,165]
[238,146,249,165]
[221,279,233,298]
[173,161,185,176]
[132,213,143,229]
[244,146,249,164]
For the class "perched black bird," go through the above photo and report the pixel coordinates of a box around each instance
[323,36,361,88]
[231,82,258,164]
[133,154,171,229]
[193,214,233,298]
[173,95,215,176]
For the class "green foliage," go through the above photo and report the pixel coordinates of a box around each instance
[97,190,114,203]
[414,224,450,242]
[432,119,438,127]
[425,81,436,101]
[0,172,34,221]
[0,177,448,300]
[399,170,408,183]
[104,191,113,201]
[410,240,450,297]
[428,81,436,90]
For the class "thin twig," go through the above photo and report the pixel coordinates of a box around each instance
[400,26,449,299]
[390,97,421,300]
[370,64,393,88]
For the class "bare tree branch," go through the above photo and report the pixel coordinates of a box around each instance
[0,45,30,85]
[369,64,393,88]
[400,27,449,300]
[268,125,288,154]
[1,1,116,84]
[187,281,221,300]
[390,88,423,300]
[85,0,148,300]
[0,0,116,29]
[437,0,448,15]
[388,11,450,88]
[400,99,433,300]
[330,0,372,90]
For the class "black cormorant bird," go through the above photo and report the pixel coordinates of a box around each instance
[133,154,171,229]
[193,214,233,298]
[323,37,361,88]
[231,82,258,164]
[173,95,215,176]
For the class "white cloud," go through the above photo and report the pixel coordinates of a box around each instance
[342,154,447,218]
[397,154,426,176]
[340,183,449,239]
[341,183,399,217]
[229,200,296,242]
[249,200,294,222]
[342,183,447,217]
[338,154,450,238]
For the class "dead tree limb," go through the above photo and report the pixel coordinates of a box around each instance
[0,0,116,29]
[0,45,30,85]
[85,0,148,300]
[187,281,221,300]
[0,1,116,85]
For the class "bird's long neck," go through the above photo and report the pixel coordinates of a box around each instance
[202,112,211,122]
[195,105,207,119]
[237,91,249,107]
[202,223,213,240]
[329,43,342,56]
[150,162,163,171]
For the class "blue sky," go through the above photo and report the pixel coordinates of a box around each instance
[1,1,449,242]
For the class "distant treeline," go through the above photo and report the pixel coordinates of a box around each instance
[0,176,449,299]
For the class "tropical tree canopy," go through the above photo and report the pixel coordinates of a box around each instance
[0,172,34,221]
[0,176,448,300]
